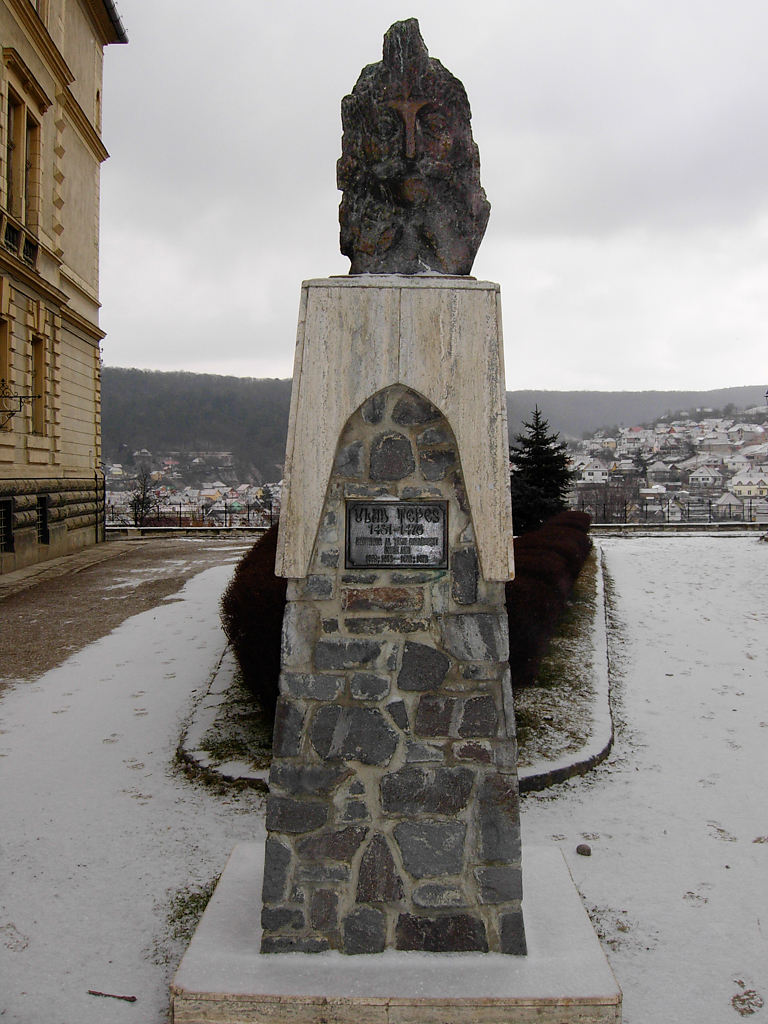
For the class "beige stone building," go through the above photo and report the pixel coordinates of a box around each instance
[0,0,125,572]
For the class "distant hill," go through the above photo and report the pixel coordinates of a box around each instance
[506,386,767,439]
[101,368,293,481]
[101,367,765,477]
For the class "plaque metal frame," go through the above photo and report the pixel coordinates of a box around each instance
[345,500,448,570]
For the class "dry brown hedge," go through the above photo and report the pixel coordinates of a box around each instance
[219,524,286,717]
[505,510,592,688]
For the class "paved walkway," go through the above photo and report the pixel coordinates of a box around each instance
[0,558,264,1024]
[0,539,139,602]
[0,537,253,689]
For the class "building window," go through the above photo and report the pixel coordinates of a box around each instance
[31,334,45,434]
[24,110,39,228]
[0,497,13,552]
[0,317,10,431]
[4,87,40,229]
[5,89,23,219]
[0,316,9,381]
[36,494,49,544]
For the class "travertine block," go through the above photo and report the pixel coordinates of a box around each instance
[277,278,513,581]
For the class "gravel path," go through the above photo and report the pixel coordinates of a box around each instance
[0,538,254,690]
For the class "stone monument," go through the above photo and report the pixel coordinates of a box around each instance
[260,18,524,957]
[171,20,622,1022]
[337,19,490,275]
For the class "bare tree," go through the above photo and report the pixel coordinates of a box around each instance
[129,469,159,526]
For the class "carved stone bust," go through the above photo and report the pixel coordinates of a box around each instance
[337,19,490,276]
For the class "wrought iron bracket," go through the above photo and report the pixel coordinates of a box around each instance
[0,378,40,429]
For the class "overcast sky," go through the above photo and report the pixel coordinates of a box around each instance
[98,1,768,391]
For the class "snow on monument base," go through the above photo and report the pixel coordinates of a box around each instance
[171,842,622,1023]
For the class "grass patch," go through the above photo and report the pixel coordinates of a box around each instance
[533,550,598,688]
[149,876,220,973]
[199,669,273,770]
[167,877,220,944]
[514,548,600,767]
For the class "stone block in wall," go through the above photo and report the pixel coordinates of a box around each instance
[451,547,479,604]
[475,773,521,863]
[261,907,305,932]
[269,764,352,797]
[265,796,328,834]
[314,638,383,671]
[457,695,499,738]
[394,820,466,878]
[397,641,450,691]
[356,834,404,903]
[380,766,474,815]
[499,910,528,955]
[261,837,292,904]
[282,673,343,701]
[309,890,339,932]
[281,604,320,668]
[310,706,398,766]
[414,696,457,737]
[334,440,364,478]
[342,906,386,955]
[296,826,368,861]
[349,672,390,700]
[395,913,488,953]
[272,699,304,758]
[412,883,468,909]
[440,612,509,662]
[369,432,415,480]
[345,617,430,635]
[474,866,524,904]
[342,587,423,612]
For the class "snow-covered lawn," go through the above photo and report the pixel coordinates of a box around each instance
[0,535,765,1023]
[0,564,265,1023]
[523,536,768,1023]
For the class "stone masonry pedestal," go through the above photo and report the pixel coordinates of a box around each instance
[261,277,524,954]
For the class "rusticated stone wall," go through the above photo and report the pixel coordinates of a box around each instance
[261,383,525,955]
[0,476,104,573]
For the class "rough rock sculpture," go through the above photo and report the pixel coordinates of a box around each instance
[337,19,490,275]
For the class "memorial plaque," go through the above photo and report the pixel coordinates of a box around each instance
[346,501,448,569]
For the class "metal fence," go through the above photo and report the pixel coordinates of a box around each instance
[106,501,276,529]
[575,498,767,525]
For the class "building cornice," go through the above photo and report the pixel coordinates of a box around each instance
[60,89,110,163]
[60,304,105,344]
[2,47,53,112]
[0,250,69,307]
[59,265,99,306]
[4,0,75,88]
[81,0,128,46]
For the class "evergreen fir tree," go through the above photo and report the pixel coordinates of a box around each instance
[509,406,574,534]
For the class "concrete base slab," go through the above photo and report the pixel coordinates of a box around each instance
[171,842,621,1023]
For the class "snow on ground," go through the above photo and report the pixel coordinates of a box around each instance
[0,535,766,1023]
[0,563,265,1024]
[522,536,768,1023]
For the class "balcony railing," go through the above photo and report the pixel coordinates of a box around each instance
[0,212,39,271]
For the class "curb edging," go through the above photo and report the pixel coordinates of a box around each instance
[180,544,616,793]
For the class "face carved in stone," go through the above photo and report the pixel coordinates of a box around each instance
[337,19,491,276]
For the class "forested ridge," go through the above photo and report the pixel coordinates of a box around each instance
[101,368,293,480]
[101,367,765,479]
